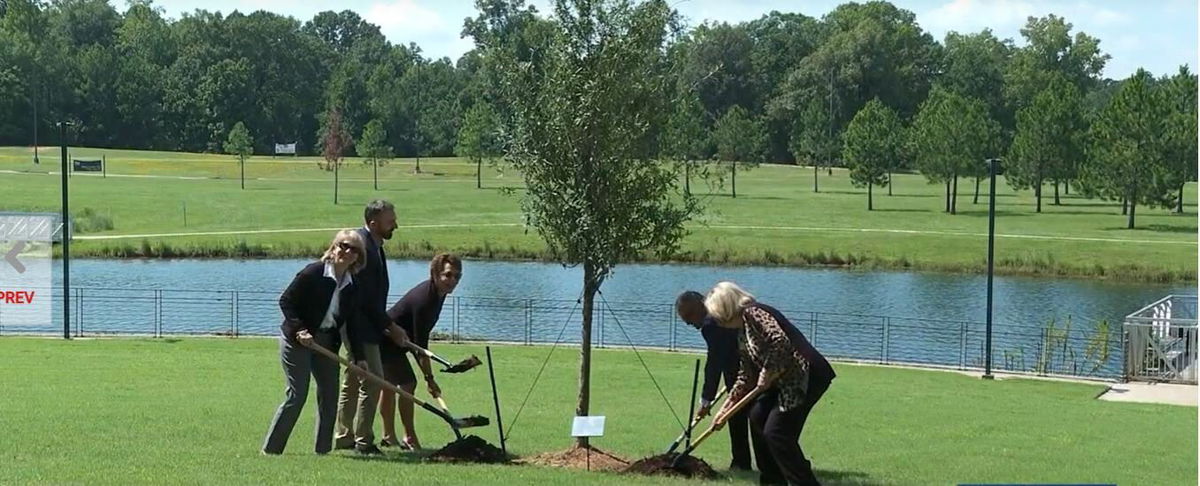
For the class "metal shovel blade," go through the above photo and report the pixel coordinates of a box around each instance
[442,355,483,373]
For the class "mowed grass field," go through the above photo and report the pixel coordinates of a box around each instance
[0,338,1194,485]
[1,146,1195,281]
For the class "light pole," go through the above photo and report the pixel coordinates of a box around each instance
[983,158,1001,379]
[58,120,74,339]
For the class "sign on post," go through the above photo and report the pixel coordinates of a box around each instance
[274,143,297,155]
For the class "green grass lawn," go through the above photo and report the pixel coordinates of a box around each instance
[0,338,1193,485]
[1,146,1195,282]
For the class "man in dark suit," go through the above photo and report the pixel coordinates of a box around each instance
[677,290,756,471]
[334,200,408,455]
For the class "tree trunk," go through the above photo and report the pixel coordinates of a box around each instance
[1035,179,1042,213]
[375,157,380,191]
[1054,181,1060,206]
[731,162,737,198]
[1121,197,1128,215]
[945,180,951,213]
[1177,184,1185,213]
[240,156,245,190]
[813,163,819,193]
[576,262,598,447]
[684,162,690,196]
[887,170,893,196]
[973,176,980,204]
[1065,180,1070,195]
[951,174,958,215]
[1128,198,1137,229]
[415,155,422,174]
[476,158,481,189]
[868,183,873,211]
[333,160,339,205]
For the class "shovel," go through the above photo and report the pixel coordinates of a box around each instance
[411,344,482,374]
[665,386,728,455]
[304,341,489,440]
[671,384,770,468]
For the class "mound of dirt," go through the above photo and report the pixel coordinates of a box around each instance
[427,435,509,464]
[519,445,630,472]
[624,454,720,480]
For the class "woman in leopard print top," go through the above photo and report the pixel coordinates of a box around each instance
[706,281,835,486]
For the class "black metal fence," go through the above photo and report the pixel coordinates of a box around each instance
[0,286,1124,380]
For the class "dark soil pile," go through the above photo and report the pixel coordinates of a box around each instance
[624,454,720,480]
[427,435,509,464]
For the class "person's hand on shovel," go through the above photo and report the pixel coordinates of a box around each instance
[694,399,713,421]
[296,329,314,347]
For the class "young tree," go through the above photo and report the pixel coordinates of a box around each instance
[713,105,764,198]
[1082,69,1174,229]
[1162,66,1197,213]
[663,90,709,195]
[358,118,392,191]
[788,85,838,193]
[843,99,902,210]
[223,121,252,190]
[910,88,999,214]
[1008,76,1085,212]
[478,0,699,446]
[318,105,352,204]
[455,102,501,189]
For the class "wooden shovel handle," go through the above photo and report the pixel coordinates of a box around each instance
[302,341,430,408]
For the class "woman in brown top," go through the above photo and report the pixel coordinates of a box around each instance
[707,281,836,486]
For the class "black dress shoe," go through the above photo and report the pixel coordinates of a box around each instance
[355,444,384,456]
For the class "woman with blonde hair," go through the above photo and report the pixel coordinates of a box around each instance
[262,229,367,455]
[707,281,836,486]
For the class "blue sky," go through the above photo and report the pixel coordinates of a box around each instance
[150,0,1197,78]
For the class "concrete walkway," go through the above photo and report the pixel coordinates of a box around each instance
[1099,382,1197,407]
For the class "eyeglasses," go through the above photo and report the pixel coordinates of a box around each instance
[337,241,359,254]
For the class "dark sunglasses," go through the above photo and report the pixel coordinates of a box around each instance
[337,241,360,253]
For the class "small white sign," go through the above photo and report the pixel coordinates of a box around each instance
[274,143,297,155]
[571,416,606,437]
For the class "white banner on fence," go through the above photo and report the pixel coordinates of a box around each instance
[274,143,297,155]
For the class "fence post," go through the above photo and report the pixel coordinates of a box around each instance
[598,305,604,349]
[669,311,676,352]
[233,291,240,338]
[155,290,161,338]
[811,312,818,346]
[228,291,235,337]
[77,288,83,337]
[959,323,967,370]
[524,299,531,345]
[75,288,82,337]
[882,316,889,364]
[452,296,459,344]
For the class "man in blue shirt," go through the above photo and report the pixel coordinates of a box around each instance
[676,290,755,471]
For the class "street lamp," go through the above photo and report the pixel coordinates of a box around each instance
[58,120,74,340]
[983,157,1001,380]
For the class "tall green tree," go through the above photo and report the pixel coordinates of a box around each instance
[358,118,392,190]
[843,98,902,210]
[663,90,709,195]
[1082,69,1175,228]
[910,87,999,214]
[1005,15,1109,113]
[455,102,501,189]
[223,121,252,190]
[713,105,765,198]
[482,0,698,445]
[1008,75,1085,212]
[940,30,1014,144]
[1162,66,1197,213]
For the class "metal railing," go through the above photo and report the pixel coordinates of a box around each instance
[1124,295,1199,384]
[0,286,1127,380]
